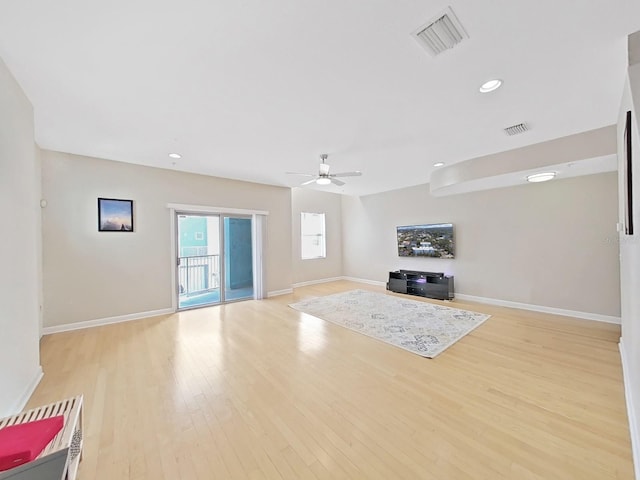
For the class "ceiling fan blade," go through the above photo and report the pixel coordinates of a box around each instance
[300,177,319,186]
[331,171,362,178]
[286,172,315,177]
[330,177,345,186]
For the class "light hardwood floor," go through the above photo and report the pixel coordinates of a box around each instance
[29,281,633,479]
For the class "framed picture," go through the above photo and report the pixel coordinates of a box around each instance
[98,198,134,232]
[624,111,634,235]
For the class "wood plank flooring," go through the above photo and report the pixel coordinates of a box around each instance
[28,281,633,479]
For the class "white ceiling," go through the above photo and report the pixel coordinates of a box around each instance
[1,0,639,196]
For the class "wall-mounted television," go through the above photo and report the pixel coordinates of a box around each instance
[397,223,454,258]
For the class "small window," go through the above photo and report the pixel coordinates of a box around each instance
[194,232,204,240]
[301,212,326,259]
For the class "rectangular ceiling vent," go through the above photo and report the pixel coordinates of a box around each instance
[412,7,469,57]
[504,123,529,136]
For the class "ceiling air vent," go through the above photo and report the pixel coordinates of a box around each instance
[412,7,469,56]
[504,123,529,136]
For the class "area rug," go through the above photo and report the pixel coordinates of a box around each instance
[289,289,491,358]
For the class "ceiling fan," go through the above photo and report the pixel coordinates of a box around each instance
[287,154,362,186]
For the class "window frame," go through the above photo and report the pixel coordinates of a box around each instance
[300,212,326,260]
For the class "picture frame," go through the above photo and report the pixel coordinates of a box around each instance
[98,198,134,232]
[624,111,634,235]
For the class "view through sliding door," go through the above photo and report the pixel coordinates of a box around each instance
[222,216,254,302]
[176,213,253,310]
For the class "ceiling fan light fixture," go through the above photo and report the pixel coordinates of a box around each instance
[287,153,362,187]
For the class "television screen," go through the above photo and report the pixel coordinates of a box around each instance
[397,223,454,258]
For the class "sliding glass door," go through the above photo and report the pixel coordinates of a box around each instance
[223,216,254,302]
[176,213,253,310]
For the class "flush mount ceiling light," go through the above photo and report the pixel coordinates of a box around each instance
[433,162,445,167]
[316,177,331,185]
[479,79,502,93]
[168,153,182,159]
[527,172,556,183]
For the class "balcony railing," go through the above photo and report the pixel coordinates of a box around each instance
[178,254,220,296]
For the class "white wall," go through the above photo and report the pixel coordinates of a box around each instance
[342,173,620,318]
[291,188,343,284]
[0,57,42,416]
[41,151,292,328]
[618,61,640,478]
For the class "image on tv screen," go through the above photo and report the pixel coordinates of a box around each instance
[397,223,454,258]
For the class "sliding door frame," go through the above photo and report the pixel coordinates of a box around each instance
[175,211,222,311]
[168,203,268,312]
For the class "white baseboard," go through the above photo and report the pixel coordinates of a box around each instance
[620,340,640,480]
[455,293,621,324]
[5,366,44,416]
[42,308,175,335]
[340,276,387,287]
[294,278,620,324]
[292,276,387,288]
[267,288,294,298]
[292,277,344,288]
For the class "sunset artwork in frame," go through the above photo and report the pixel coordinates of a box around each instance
[98,198,134,232]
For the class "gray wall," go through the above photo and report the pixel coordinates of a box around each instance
[618,58,640,473]
[291,188,343,285]
[41,150,292,327]
[0,57,42,416]
[342,173,620,317]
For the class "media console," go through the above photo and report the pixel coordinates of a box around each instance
[387,270,454,301]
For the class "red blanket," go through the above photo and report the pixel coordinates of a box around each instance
[0,416,64,471]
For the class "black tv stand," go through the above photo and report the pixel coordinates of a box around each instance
[387,270,454,301]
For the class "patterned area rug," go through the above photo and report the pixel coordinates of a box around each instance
[289,289,491,358]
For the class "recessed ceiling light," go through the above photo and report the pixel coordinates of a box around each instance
[168,153,181,159]
[316,177,331,185]
[527,172,556,183]
[433,162,445,167]
[479,79,502,93]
